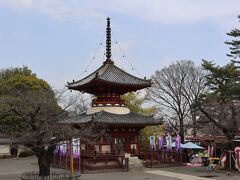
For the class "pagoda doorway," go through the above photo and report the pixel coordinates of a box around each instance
[115,137,125,154]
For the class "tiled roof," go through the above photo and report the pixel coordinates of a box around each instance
[60,114,92,124]
[67,62,151,89]
[59,111,161,126]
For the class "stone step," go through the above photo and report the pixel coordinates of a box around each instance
[128,156,144,168]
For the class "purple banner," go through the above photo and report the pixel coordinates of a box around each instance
[158,136,163,150]
[175,135,181,152]
[166,135,172,151]
[150,136,155,149]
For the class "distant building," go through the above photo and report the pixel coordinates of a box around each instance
[0,139,26,158]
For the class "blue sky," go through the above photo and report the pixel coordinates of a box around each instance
[0,0,239,89]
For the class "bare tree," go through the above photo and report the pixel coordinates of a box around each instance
[0,88,105,176]
[196,112,224,137]
[146,60,207,142]
[181,63,208,136]
[196,97,240,162]
[55,87,90,116]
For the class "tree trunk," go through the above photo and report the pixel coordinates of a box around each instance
[179,118,184,143]
[225,139,235,171]
[35,147,52,176]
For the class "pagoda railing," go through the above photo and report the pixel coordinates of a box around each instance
[92,99,125,107]
[51,151,129,173]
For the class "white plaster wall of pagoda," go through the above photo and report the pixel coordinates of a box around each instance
[86,106,130,115]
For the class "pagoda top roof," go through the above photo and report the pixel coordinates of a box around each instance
[67,61,151,92]
[67,17,151,94]
[59,110,162,126]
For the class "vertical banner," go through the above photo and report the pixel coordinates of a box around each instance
[158,136,163,150]
[60,141,67,156]
[72,138,80,159]
[149,136,155,149]
[166,135,172,151]
[54,144,60,155]
[208,144,213,157]
[175,135,181,152]
[234,147,240,172]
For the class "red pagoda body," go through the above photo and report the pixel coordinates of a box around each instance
[62,18,161,155]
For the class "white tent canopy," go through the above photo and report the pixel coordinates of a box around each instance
[182,142,204,149]
[163,142,205,149]
[164,142,184,147]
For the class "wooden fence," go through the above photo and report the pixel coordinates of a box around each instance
[139,149,184,167]
[51,151,129,173]
[51,149,184,172]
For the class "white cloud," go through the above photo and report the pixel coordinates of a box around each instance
[0,0,239,28]
[0,0,33,11]
[104,0,240,28]
[36,0,105,26]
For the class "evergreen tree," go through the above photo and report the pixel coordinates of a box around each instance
[197,60,240,149]
[225,15,240,63]
[0,67,61,176]
[196,60,240,170]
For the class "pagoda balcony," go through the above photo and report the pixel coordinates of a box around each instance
[92,97,125,107]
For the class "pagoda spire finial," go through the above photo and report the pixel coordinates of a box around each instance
[105,17,113,63]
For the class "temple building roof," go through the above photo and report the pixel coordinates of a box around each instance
[59,111,162,126]
[67,61,151,94]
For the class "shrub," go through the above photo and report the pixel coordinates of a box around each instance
[18,150,34,157]
[0,155,11,159]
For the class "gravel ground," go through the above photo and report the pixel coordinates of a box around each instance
[0,156,239,180]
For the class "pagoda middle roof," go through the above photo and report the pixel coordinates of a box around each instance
[67,61,151,91]
[59,110,162,126]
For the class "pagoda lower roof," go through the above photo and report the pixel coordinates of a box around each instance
[59,110,162,126]
[67,61,151,92]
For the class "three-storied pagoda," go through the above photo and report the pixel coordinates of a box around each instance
[62,17,161,154]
